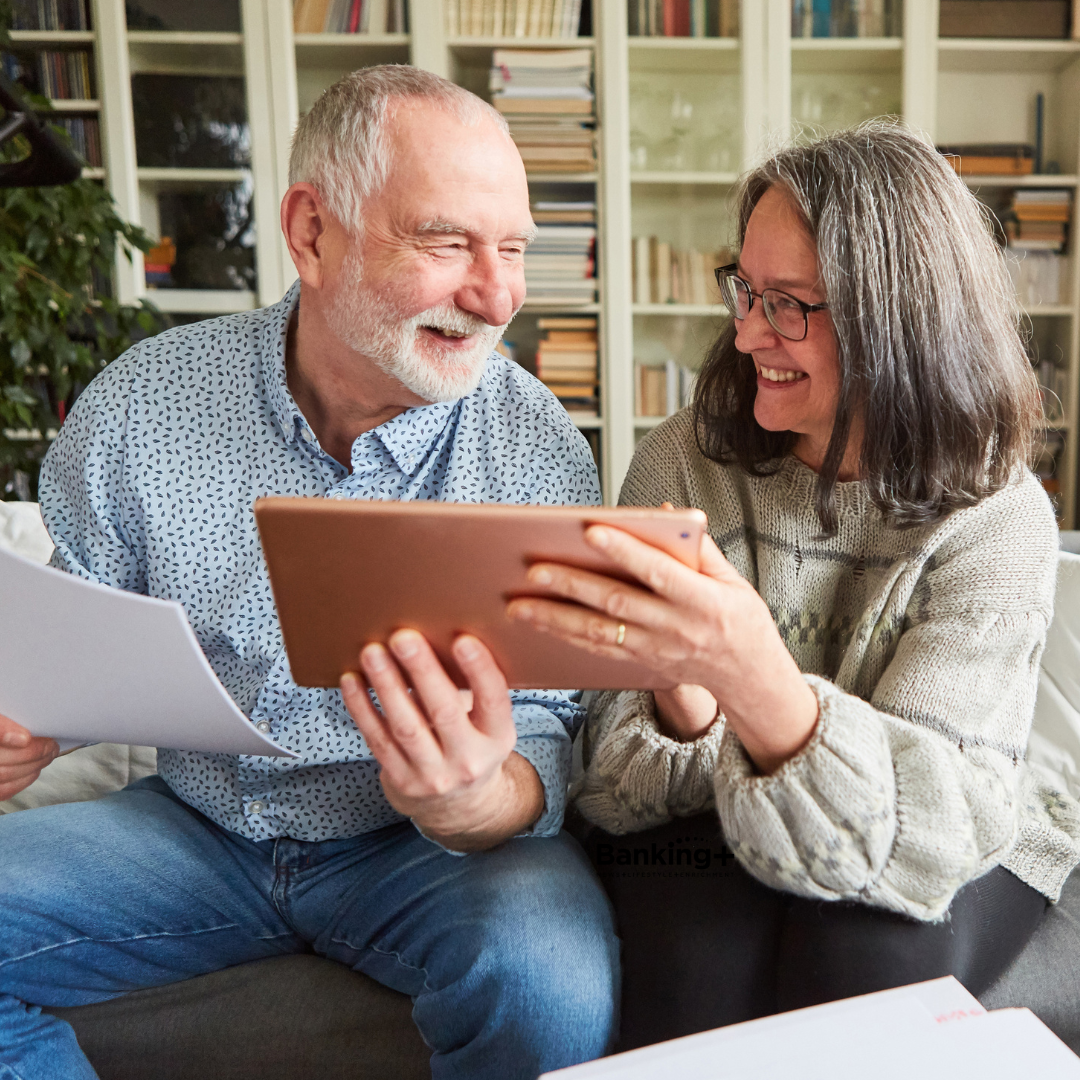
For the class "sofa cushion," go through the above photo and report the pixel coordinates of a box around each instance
[48,954,429,1080]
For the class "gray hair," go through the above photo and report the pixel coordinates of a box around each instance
[288,65,509,233]
[694,119,1042,532]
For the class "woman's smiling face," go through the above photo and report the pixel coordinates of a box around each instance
[734,185,845,472]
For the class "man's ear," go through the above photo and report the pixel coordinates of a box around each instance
[281,182,333,288]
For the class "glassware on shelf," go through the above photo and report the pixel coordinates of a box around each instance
[125,0,242,32]
[132,75,250,169]
[149,180,256,292]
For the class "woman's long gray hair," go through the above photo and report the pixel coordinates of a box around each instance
[693,120,1042,533]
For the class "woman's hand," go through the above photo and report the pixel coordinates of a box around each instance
[506,525,819,774]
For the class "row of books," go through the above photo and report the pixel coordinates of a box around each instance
[635,359,695,418]
[292,0,408,34]
[790,0,900,38]
[52,114,101,166]
[446,0,585,37]
[1006,189,1071,253]
[535,317,598,415]
[526,225,597,304]
[532,198,594,224]
[35,50,93,100]
[9,0,90,31]
[628,0,739,38]
[491,48,595,173]
[1007,250,1065,307]
[632,237,728,306]
[144,236,178,288]
[938,143,1035,177]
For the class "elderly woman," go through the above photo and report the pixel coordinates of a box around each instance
[508,122,1080,1048]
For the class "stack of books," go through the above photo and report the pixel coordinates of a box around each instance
[535,317,599,417]
[791,0,899,36]
[1007,189,1072,252]
[144,236,177,289]
[525,224,597,304]
[937,143,1035,176]
[531,199,595,224]
[292,0,408,34]
[635,360,695,417]
[10,0,90,30]
[491,49,595,174]
[628,0,739,37]
[52,115,101,166]
[446,0,585,37]
[632,236,729,306]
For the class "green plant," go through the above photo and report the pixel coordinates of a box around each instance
[0,2,163,500]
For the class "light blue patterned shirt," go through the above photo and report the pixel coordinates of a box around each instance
[38,283,601,842]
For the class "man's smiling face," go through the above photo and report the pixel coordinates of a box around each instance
[324,98,535,403]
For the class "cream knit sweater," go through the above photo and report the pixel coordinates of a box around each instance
[575,409,1080,920]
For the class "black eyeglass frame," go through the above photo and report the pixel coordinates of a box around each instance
[714,263,829,342]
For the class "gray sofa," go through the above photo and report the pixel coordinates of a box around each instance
[3,503,1080,1077]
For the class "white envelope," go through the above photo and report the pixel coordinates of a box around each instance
[0,545,295,757]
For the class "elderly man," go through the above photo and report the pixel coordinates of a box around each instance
[0,67,617,1079]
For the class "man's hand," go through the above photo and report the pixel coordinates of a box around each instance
[340,630,544,852]
[0,713,58,801]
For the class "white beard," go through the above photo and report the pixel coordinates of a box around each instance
[325,249,509,403]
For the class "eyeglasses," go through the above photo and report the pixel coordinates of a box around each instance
[714,264,829,343]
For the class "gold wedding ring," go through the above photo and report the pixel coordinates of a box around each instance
[615,623,626,646]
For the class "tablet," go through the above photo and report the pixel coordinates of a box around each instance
[254,498,708,691]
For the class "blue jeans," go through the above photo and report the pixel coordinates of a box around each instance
[0,776,619,1080]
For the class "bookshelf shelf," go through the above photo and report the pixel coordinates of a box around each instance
[567,413,603,429]
[791,37,903,50]
[294,33,412,68]
[626,37,739,51]
[631,172,739,185]
[633,415,667,428]
[47,99,100,111]
[8,30,95,43]
[1027,305,1075,318]
[147,290,258,314]
[295,33,411,45]
[126,33,244,75]
[963,175,1080,188]
[81,167,105,179]
[938,40,1080,73]
[520,302,601,314]
[449,36,594,48]
[791,40,903,73]
[526,172,597,183]
[136,168,251,183]
[633,303,727,316]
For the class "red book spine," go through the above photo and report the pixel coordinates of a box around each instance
[348,0,362,32]
[674,0,691,35]
[662,0,676,36]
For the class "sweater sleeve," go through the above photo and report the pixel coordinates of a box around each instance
[574,690,725,834]
[716,492,1059,921]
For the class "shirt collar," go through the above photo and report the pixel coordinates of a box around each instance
[366,398,459,477]
[259,280,307,446]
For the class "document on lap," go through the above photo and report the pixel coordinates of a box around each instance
[540,977,1080,1078]
[0,545,296,757]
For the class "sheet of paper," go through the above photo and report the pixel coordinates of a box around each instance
[0,545,295,757]
[540,978,1078,1080]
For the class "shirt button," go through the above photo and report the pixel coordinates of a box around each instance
[302,428,315,443]
[255,721,271,734]
[331,491,345,500]
[248,800,265,814]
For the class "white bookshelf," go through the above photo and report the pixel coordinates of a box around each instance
[8,0,1070,520]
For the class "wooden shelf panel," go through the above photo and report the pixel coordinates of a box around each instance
[627,37,738,50]
[633,304,727,316]
[631,171,739,185]
[9,30,94,43]
[46,98,100,111]
[146,290,257,314]
[137,167,251,184]
[939,39,1080,73]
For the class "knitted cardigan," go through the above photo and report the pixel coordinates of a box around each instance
[575,409,1080,921]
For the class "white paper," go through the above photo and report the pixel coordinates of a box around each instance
[0,545,295,757]
[541,977,1080,1079]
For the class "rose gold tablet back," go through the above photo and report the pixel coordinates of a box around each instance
[254,498,708,691]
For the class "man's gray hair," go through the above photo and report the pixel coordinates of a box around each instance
[289,65,509,233]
